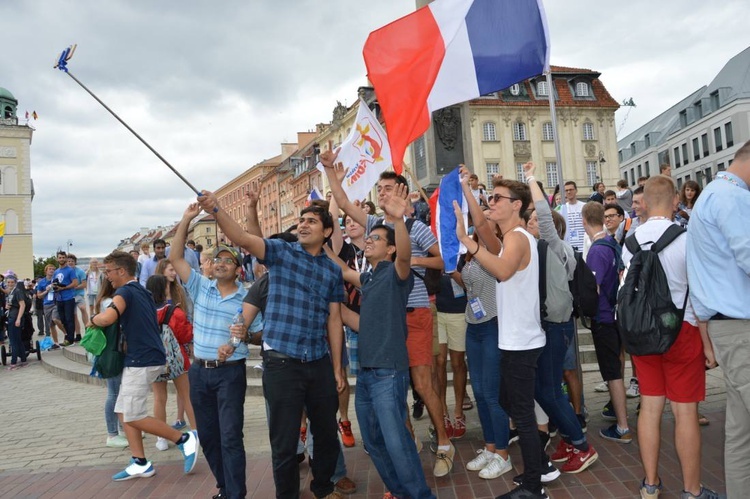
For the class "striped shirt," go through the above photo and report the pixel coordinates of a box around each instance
[185,269,249,361]
[366,214,438,308]
[260,239,345,361]
[460,258,498,324]
[560,201,585,251]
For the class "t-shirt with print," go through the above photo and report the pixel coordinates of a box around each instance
[621,219,696,326]
[52,266,77,301]
[560,201,585,251]
[36,278,56,306]
[114,281,166,367]
[366,214,437,309]
[585,235,620,324]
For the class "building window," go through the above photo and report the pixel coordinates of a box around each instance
[545,162,558,188]
[693,138,700,161]
[630,142,636,155]
[673,147,681,167]
[482,122,497,141]
[714,127,723,151]
[725,122,734,147]
[586,161,598,186]
[717,162,725,171]
[575,82,589,97]
[513,122,527,141]
[582,122,595,140]
[710,91,720,111]
[644,134,651,148]
[679,110,687,127]
[694,101,702,119]
[704,166,713,183]
[630,168,635,186]
[677,177,683,189]
[537,81,548,97]
[682,143,689,165]
[509,84,520,96]
[515,163,526,182]
[485,162,499,186]
[542,122,554,141]
[701,134,709,158]
[637,164,642,179]
[206,238,212,246]
[645,161,650,177]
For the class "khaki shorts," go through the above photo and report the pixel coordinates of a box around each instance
[437,312,467,352]
[74,295,85,306]
[115,366,164,422]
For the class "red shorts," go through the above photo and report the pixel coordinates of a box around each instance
[631,322,705,403]
[406,307,434,367]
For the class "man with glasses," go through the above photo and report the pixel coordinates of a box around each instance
[603,204,625,239]
[197,192,346,499]
[139,239,167,287]
[90,251,199,482]
[170,204,249,499]
[558,182,585,252]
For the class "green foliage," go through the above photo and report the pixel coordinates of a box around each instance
[33,255,59,278]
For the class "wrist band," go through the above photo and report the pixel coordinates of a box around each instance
[469,242,481,256]
[526,175,536,184]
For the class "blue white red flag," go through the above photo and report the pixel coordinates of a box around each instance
[432,167,467,273]
[306,186,324,206]
[363,0,550,171]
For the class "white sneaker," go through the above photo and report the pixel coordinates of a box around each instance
[479,454,512,479]
[155,437,169,451]
[594,381,609,392]
[626,378,640,398]
[466,448,495,471]
[106,435,129,448]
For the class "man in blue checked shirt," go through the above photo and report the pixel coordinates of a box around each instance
[198,190,346,499]
[171,203,251,499]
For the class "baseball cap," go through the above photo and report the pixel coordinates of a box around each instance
[212,244,241,266]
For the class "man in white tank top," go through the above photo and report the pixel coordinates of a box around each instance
[453,178,548,499]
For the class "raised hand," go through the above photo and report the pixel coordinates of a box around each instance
[383,183,409,219]
[246,186,260,207]
[319,149,340,169]
[458,164,470,186]
[197,190,220,213]
[523,161,536,178]
[183,202,201,220]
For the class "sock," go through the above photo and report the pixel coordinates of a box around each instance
[133,457,148,466]
[176,433,189,445]
[437,444,451,452]
[616,425,629,435]
[573,441,590,452]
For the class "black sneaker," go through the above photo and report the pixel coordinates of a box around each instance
[508,428,519,444]
[412,400,424,420]
[513,461,561,485]
[548,422,557,438]
[212,491,227,499]
[576,413,588,433]
[496,484,548,498]
[75,334,82,342]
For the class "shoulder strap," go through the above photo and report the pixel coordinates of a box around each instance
[624,233,641,255]
[537,239,548,318]
[405,217,416,234]
[651,224,686,253]
[162,305,176,326]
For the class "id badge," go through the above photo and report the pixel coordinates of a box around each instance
[450,279,465,298]
[469,297,486,320]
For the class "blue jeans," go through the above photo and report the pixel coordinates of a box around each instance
[189,362,247,499]
[57,299,76,343]
[465,318,509,448]
[356,368,434,499]
[536,320,586,445]
[7,317,26,364]
[263,352,339,499]
[105,374,123,435]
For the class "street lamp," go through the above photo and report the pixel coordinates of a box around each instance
[598,151,606,184]
[66,239,73,253]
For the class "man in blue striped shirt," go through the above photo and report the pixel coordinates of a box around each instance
[172,203,248,499]
[198,191,346,499]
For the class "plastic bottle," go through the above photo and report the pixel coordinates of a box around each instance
[228,307,244,348]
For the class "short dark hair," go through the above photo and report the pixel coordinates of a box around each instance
[492,179,532,215]
[603,203,624,217]
[145,274,167,305]
[592,182,604,191]
[637,176,649,183]
[370,224,397,261]
[564,181,577,190]
[659,163,671,173]
[194,244,203,253]
[57,250,67,257]
[103,250,137,276]
[633,186,644,196]
[379,171,409,192]
[617,179,629,189]
[300,205,334,241]
[603,190,616,198]
[153,238,166,249]
[66,254,77,263]
[187,239,195,246]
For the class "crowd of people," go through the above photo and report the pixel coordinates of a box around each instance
[7,141,748,499]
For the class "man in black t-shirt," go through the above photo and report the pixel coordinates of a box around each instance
[4,275,28,367]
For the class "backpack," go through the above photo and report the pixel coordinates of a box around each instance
[569,250,599,322]
[617,225,687,356]
[537,239,574,323]
[376,217,441,295]
[157,305,185,381]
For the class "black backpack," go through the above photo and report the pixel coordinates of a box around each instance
[617,225,687,356]
[569,250,599,322]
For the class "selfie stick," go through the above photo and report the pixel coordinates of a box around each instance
[54,44,215,208]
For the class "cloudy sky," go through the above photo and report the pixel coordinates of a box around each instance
[2,0,748,258]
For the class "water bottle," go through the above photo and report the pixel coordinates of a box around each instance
[228,307,244,348]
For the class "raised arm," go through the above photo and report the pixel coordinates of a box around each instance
[458,165,501,254]
[382,183,413,280]
[320,150,368,228]
[245,187,263,238]
[197,190,266,260]
[171,203,202,283]
[323,245,362,288]
[328,194,344,255]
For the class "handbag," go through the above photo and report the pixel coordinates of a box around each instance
[94,304,125,378]
[81,326,107,356]
[156,305,186,381]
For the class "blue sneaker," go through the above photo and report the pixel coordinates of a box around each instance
[601,401,617,421]
[178,430,199,474]
[599,423,632,444]
[172,419,187,430]
[112,458,155,481]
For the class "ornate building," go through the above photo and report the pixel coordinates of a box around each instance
[0,87,34,278]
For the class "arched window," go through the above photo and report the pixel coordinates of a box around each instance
[576,82,590,97]
[482,122,497,141]
[4,209,18,234]
[537,81,548,97]
[542,122,554,141]
[582,122,595,140]
[1,166,17,195]
[509,84,520,96]
[513,122,527,141]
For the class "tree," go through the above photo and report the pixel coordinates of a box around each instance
[34,255,59,278]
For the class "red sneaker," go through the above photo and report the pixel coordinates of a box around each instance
[561,445,598,474]
[452,415,466,439]
[339,419,356,448]
[550,439,574,463]
[443,415,454,439]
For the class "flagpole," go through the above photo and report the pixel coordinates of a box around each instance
[544,70,565,200]
[402,164,431,204]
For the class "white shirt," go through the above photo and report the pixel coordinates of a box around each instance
[621,218,696,326]
[496,228,546,351]
[561,201,585,251]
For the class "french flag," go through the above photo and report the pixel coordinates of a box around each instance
[430,167,467,273]
[306,186,324,206]
[364,0,550,171]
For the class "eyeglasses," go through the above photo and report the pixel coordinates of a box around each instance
[212,257,237,265]
[604,213,622,220]
[103,267,122,275]
[489,193,518,204]
[364,234,386,242]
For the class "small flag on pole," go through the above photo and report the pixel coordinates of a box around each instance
[306,186,324,206]
[0,219,5,253]
[32,111,38,120]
